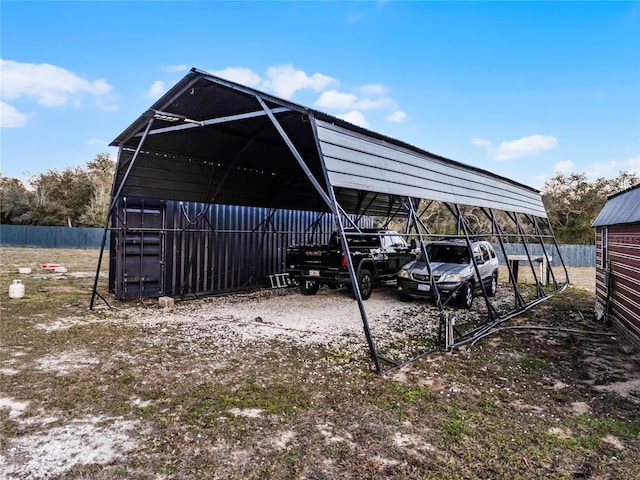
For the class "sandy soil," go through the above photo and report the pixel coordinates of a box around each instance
[0,262,640,480]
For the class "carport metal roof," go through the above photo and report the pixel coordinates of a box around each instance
[110,68,547,219]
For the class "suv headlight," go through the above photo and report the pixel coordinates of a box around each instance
[440,274,465,283]
[398,269,411,279]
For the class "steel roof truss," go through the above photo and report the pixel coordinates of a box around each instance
[136,107,291,138]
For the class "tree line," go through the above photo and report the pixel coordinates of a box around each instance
[1,155,637,244]
[1,153,114,228]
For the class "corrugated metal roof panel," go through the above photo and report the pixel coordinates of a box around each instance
[592,184,640,226]
[316,120,547,217]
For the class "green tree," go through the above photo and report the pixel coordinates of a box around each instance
[78,153,115,227]
[542,171,638,244]
[12,153,116,227]
[26,166,94,227]
[0,176,33,224]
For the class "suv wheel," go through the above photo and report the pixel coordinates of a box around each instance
[300,279,320,296]
[458,282,474,309]
[487,273,497,297]
[357,268,373,300]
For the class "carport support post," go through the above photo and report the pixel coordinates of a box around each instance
[527,214,570,290]
[332,206,383,373]
[539,215,570,287]
[90,117,155,310]
[260,102,383,373]
[507,212,545,298]
[452,204,499,321]
[406,198,448,348]
[482,208,526,309]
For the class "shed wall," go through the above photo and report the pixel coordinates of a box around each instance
[595,223,640,340]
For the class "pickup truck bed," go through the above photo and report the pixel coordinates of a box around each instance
[286,229,416,300]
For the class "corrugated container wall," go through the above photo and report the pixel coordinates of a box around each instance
[110,198,371,299]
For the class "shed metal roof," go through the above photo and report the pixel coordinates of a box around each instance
[110,68,548,218]
[592,183,640,227]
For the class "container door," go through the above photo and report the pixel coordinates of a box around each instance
[114,198,165,299]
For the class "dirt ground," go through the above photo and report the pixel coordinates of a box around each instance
[0,248,637,479]
[503,264,595,293]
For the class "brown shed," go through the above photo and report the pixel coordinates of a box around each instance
[592,184,640,349]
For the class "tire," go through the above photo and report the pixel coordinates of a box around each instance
[457,282,474,309]
[398,292,412,302]
[299,279,320,296]
[357,268,373,300]
[487,273,498,297]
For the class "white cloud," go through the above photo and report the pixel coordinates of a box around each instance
[494,135,558,161]
[203,64,403,129]
[263,64,336,99]
[0,101,30,128]
[356,97,395,109]
[210,65,336,99]
[356,84,389,96]
[337,110,369,128]
[471,138,492,147]
[386,110,406,123]
[553,160,574,174]
[211,67,261,88]
[585,155,640,179]
[88,138,106,147]
[0,59,115,111]
[315,90,359,109]
[146,80,167,99]
[315,89,393,110]
[472,134,558,161]
[165,64,189,73]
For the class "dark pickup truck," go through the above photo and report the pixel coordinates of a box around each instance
[286,229,416,300]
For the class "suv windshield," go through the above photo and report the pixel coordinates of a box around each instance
[419,244,470,264]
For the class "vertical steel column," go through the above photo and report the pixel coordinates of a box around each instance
[507,211,545,298]
[258,99,382,372]
[306,111,383,373]
[538,215,571,287]
[406,198,448,348]
[524,213,558,290]
[90,117,155,309]
[450,204,499,321]
[481,208,526,309]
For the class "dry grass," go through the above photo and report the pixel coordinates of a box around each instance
[0,248,638,479]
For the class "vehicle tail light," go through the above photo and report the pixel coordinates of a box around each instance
[341,255,348,267]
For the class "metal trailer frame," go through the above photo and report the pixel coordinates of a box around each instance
[92,69,570,373]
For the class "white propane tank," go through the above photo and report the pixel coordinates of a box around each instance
[9,279,25,299]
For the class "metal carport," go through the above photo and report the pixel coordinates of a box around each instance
[92,68,568,373]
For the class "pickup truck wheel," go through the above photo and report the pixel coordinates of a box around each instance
[299,279,320,296]
[357,269,373,300]
[457,282,474,309]
[398,292,412,302]
[487,273,498,297]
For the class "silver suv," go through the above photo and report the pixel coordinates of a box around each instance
[396,240,499,309]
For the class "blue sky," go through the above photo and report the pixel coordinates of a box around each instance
[1,1,639,190]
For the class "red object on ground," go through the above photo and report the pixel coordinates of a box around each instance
[41,263,61,270]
